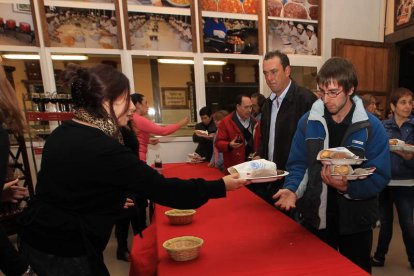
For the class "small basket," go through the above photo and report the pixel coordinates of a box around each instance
[163,236,204,261]
[164,209,196,225]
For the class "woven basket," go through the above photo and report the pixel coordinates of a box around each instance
[163,236,204,261]
[164,209,196,225]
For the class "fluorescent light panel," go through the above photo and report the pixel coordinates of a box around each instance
[2,54,88,61]
[157,59,226,66]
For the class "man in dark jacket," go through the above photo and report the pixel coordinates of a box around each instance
[255,50,316,204]
[192,106,216,161]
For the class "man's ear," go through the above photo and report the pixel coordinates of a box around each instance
[348,87,355,96]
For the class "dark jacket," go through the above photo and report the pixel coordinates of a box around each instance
[258,80,316,171]
[284,97,391,235]
[0,126,28,276]
[192,120,217,160]
[20,120,225,274]
[383,115,414,181]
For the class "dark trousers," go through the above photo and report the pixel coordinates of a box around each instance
[115,197,147,253]
[303,222,373,273]
[374,186,414,264]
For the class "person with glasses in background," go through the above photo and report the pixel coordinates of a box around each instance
[274,57,391,273]
[361,94,381,118]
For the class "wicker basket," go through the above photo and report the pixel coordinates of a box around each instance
[163,236,204,261]
[164,209,196,225]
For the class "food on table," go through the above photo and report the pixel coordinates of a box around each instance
[200,0,218,11]
[218,0,243,13]
[283,2,308,19]
[243,0,258,14]
[187,152,206,163]
[163,236,204,261]
[319,149,332,159]
[268,0,283,17]
[165,209,196,225]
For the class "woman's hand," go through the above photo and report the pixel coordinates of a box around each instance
[222,173,250,191]
[123,198,135,209]
[393,150,414,160]
[1,179,28,203]
[179,117,189,127]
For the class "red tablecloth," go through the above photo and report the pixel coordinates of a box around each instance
[130,163,368,276]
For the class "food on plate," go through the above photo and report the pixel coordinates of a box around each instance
[319,149,354,159]
[283,2,308,19]
[268,0,283,17]
[195,129,209,136]
[331,165,352,175]
[200,0,218,11]
[389,139,399,145]
[319,150,332,159]
[353,168,370,175]
[251,168,278,178]
[330,151,354,159]
[168,0,190,6]
[218,0,243,13]
[243,0,258,14]
[309,5,318,20]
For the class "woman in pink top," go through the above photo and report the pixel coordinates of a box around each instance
[131,93,189,161]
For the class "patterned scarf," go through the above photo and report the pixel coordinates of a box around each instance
[73,108,124,145]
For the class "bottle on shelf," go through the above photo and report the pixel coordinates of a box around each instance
[154,154,162,174]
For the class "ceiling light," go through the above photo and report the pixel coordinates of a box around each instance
[2,54,88,61]
[157,59,226,66]
[2,54,40,60]
[51,55,89,61]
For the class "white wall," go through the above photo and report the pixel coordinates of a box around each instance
[321,0,385,60]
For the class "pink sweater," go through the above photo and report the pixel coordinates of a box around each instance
[132,113,182,161]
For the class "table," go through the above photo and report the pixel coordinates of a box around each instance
[130,163,368,276]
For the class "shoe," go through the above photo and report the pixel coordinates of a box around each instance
[371,257,384,267]
[116,250,130,262]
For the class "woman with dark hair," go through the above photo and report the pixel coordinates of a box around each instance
[0,62,32,275]
[19,63,248,275]
[130,93,188,162]
[372,87,414,269]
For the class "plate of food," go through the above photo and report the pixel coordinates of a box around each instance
[187,152,205,163]
[194,129,209,136]
[330,166,376,180]
[389,139,414,153]
[228,159,289,183]
[245,169,289,183]
[165,0,190,7]
[317,147,366,165]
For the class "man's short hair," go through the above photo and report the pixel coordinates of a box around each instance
[235,94,250,105]
[213,110,229,121]
[199,106,212,117]
[316,57,358,94]
[390,87,413,105]
[251,92,266,108]
[264,50,290,70]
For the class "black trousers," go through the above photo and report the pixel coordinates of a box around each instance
[303,221,373,273]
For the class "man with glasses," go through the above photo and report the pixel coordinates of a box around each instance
[274,57,391,273]
[215,94,260,172]
[254,50,316,204]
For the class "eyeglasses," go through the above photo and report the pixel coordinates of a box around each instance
[318,88,344,98]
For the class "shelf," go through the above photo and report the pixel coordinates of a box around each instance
[25,112,74,121]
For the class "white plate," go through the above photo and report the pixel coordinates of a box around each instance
[390,145,414,153]
[319,158,366,165]
[186,159,205,164]
[244,171,289,183]
[166,0,190,7]
[331,172,373,180]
